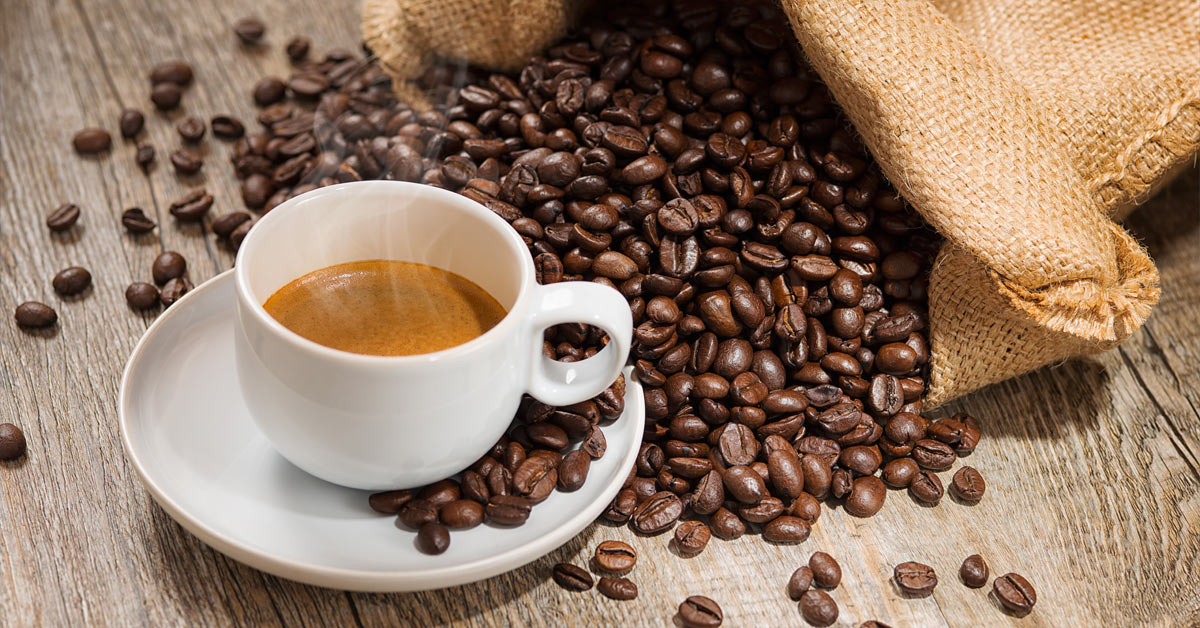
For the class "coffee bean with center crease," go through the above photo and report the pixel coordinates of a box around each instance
[486,495,532,525]
[960,554,989,588]
[912,439,956,471]
[125,283,160,310]
[950,465,986,502]
[159,277,192,307]
[52,267,91,297]
[368,489,413,514]
[594,539,637,572]
[894,561,937,596]
[14,302,57,328]
[73,128,111,154]
[679,595,722,628]
[119,109,145,138]
[46,203,80,232]
[168,188,213,221]
[233,17,265,44]
[993,573,1036,614]
[799,590,838,627]
[151,82,183,110]
[597,576,638,600]
[170,148,203,175]
[415,522,450,555]
[121,208,156,234]
[176,116,206,142]
[552,562,593,591]
[674,520,711,554]
[631,491,682,534]
[212,212,252,239]
[210,115,246,140]
[909,470,944,505]
[0,423,27,460]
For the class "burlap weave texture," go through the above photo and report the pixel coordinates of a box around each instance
[363,0,1197,405]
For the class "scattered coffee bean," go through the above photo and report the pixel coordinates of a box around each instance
[168,188,213,221]
[960,554,989,588]
[809,552,841,589]
[46,203,80,232]
[673,520,711,554]
[135,144,156,170]
[414,522,450,555]
[150,82,183,110]
[788,566,813,600]
[52,267,92,297]
[14,302,56,328]
[170,148,203,175]
[894,561,937,596]
[176,116,206,142]
[119,109,145,138]
[597,576,638,600]
[210,115,246,140]
[909,470,944,505]
[993,573,1036,614]
[594,540,637,572]
[0,424,27,460]
[285,36,311,61]
[950,465,986,502]
[121,208,156,234]
[368,489,413,514]
[152,251,187,285]
[125,283,160,310]
[860,622,894,628]
[212,212,252,239]
[233,17,265,44]
[73,128,111,154]
[149,60,193,85]
[799,589,838,627]
[253,77,287,106]
[678,595,722,628]
[159,277,192,307]
[551,562,593,591]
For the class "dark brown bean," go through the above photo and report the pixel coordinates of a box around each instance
[799,589,838,627]
[414,522,450,555]
[894,561,937,596]
[993,573,1037,614]
[52,267,91,297]
[125,283,160,310]
[788,566,813,599]
[597,576,638,600]
[14,302,57,328]
[0,424,27,460]
[367,490,413,514]
[552,563,593,591]
[960,554,989,588]
[950,466,986,502]
[678,595,722,628]
[46,203,81,232]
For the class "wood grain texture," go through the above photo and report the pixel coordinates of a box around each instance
[0,0,1197,625]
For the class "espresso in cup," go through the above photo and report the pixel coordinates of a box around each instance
[262,260,507,357]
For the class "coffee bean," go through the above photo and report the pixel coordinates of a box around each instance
[440,499,484,529]
[212,212,252,240]
[678,595,722,628]
[254,78,287,106]
[809,552,841,589]
[960,554,989,588]
[176,116,206,142]
[73,128,111,154]
[763,516,810,544]
[152,251,186,285]
[415,522,450,555]
[286,36,311,61]
[151,82,183,110]
[119,208,156,234]
[799,590,838,627]
[909,470,944,505]
[595,540,637,572]
[150,61,193,85]
[673,520,710,554]
[894,561,937,596]
[119,109,145,138]
[993,573,1036,614]
[159,277,192,307]
[912,439,956,471]
[881,458,919,488]
[0,424,27,460]
[210,115,246,140]
[486,495,532,525]
[551,562,593,591]
[288,73,330,98]
[597,576,638,600]
[14,302,56,328]
[631,491,683,534]
[170,148,203,175]
[233,17,265,44]
[860,622,894,628]
[950,465,986,502]
[168,188,213,221]
[844,475,886,517]
[230,219,254,249]
[397,499,438,527]
[135,144,156,170]
[602,488,637,524]
[125,283,159,310]
[368,489,413,514]
[52,267,91,297]
[46,203,81,232]
[788,566,813,600]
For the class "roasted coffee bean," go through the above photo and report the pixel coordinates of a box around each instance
[397,499,438,527]
[152,251,187,285]
[709,506,745,540]
[556,450,590,492]
[52,267,91,297]
[159,277,192,307]
[993,573,1037,614]
[440,499,484,529]
[486,495,532,525]
[229,219,254,249]
[125,283,160,310]
[151,82,183,110]
[14,302,56,328]
[73,128,111,154]
[119,109,145,138]
[894,561,937,596]
[674,520,711,554]
[860,622,895,628]
[960,554,989,588]
[253,77,287,106]
[170,148,203,175]
[0,424,27,460]
[368,490,413,514]
[176,116,206,142]
[414,522,450,555]
[722,465,766,503]
[135,144,156,170]
[799,590,838,627]
[763,516,810,544]
[844,476,886,517]
[149,61,193,86]
[595,539,637,572]
[210,115,245,140]
[121,208,156,234]
[212,212,252,239]
[950,465,986,502]
[912,439,956,471]
[46,203,81,232]
[597,576,638,600]
[552,562,593,591]
[909,470,943,505]
[168,188,213,221]
[788,566,813,599]
[808,552,841,589]
[233,17,265,44]
[285,36,311,61]
[630,491,683,534]
[679,595,722,628]
[881,457,920,488]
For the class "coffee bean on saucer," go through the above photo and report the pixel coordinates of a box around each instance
[135,144,156,170]
[440,499,484,529]
[159,277,192,307]
[788,566,813,600]
[125,283,160,310]
[594,539,637,572]
[170,148,203,175]
[233,17,265,44]
[679,595,722,627]
[486,495,531,525]
[285,36,310,61]
[14,302,56,328]
[46,203,80,232]
[152,251,186,285]
[894,561,937,596]
[119,109,145,138]
[168,188,213,221]
[150,60,193,86]
[673,520,711,554]
[368,489,413,514]
[597,576,638,600]
[950,465,986,502]
[121,208,156,234]
[993,573,1036,614]
[73,128,111,154]
[809,552,841,589]
[414,522,450,555]
[151,82,183,110]
[52,267,92,297]
[176,116,206,142]
[799,589,838,627]
[0,423,27,460]
[211,115,246,140]
[960,554,989,588]
[551,562,593,591]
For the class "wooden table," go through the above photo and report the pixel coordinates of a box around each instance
[2,0,1197,625]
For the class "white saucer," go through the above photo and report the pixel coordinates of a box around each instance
[119,270,643,592]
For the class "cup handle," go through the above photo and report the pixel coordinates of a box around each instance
[525,281,633,407]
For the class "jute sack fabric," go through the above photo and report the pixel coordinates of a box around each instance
[363,0,1198,405]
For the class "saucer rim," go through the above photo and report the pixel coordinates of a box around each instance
[118,269,644,592]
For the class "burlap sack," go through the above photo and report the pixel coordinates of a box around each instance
[363,0,1198,405]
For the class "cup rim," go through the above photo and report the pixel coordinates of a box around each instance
[233,180,533,365]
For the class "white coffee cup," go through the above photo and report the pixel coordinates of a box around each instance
[233,181,633,490]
